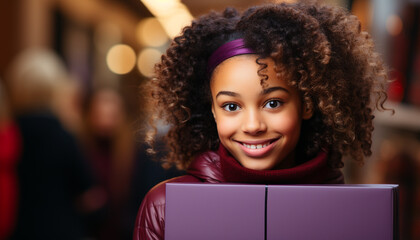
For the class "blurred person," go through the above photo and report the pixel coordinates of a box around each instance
[53,77,85,136]
[80,87,136,239]
[0,79,20,239]
[80,87,183,239]
[5,48,103,239]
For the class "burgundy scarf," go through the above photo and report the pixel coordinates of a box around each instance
[218,144,336,184]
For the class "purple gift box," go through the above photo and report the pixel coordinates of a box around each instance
[165,183,398,240]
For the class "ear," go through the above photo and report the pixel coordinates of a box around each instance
[302,101,313,120]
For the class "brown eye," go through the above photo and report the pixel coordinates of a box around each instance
[264,100,282,109]
[222,103,240,112]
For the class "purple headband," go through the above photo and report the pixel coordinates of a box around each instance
[207,38,255,75]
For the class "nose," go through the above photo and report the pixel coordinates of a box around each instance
[241,109,267,135]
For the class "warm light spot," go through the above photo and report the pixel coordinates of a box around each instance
[351,0,372,31]
[137,48,162,77]
[136,18,168,47]
[159,7,193,38]
[106,44,136,75]
[140,0,193,39]
[141,0,181,17]
[386,14,403,36]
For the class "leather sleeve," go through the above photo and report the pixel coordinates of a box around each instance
[133,175,200,240]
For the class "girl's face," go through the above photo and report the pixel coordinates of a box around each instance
[210,55,312,170]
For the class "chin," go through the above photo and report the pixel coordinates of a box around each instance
[240,159,275,171]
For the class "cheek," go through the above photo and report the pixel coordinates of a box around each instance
[214,114,238,138]
[270,111,302,136]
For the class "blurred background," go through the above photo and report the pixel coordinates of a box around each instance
[0,0,419,239]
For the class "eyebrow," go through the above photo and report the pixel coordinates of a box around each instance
[215,86,289,99]
[216,91,239,98]
[261,86,290,95]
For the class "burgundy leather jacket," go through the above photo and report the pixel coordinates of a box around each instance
[133,150,343,240]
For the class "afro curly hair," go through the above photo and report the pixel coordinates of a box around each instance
[144,2,389,170]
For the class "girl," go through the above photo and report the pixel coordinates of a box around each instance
[134,2,388,239]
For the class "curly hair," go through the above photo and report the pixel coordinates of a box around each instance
[145,2,388,169]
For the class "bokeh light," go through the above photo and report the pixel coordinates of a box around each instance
[141,0,193,39]
[386,14,403,36]
[159,6,193,38]
[137,48,162,77]
[106,44,136,75]
[136,17,168,47]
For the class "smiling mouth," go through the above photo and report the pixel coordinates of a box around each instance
[242,142,270,149]
[235,138,280,158]
[239,138,279,149]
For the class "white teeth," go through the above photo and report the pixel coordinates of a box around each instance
[243,143,269,149]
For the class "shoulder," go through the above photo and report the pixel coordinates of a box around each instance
[133,175,200,240]
[139,175,200,208]
[187,150,225,183]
